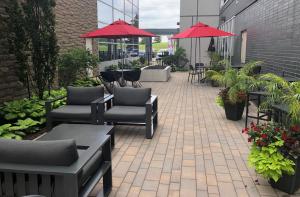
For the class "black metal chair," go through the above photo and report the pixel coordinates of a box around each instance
[99,71,118,94]
[124,70,142,87]
[46,86,105,130]
[188,65,200,83]
[99,87,158,139]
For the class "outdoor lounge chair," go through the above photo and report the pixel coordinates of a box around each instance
[46,86,105,130]
[99,87,158,139]
[0,137,112,197]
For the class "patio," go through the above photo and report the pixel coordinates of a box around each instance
[90,72,298,197]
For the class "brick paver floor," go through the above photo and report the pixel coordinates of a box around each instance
[91,72,299,197]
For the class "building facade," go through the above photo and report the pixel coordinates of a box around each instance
[179,0,221,65]
[97,0,139,62]
[220,0,300,77]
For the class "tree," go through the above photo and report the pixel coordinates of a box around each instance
[154,36,161,43]
[22,0,59,99]
[3,0,31,97]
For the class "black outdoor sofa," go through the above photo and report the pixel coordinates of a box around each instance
[99,87,158,139]
[46,86,105,130]
[0,132,112,197]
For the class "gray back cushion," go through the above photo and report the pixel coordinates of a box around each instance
[0,139,78,166]
[67,86,104,105]
[114,87,151,106]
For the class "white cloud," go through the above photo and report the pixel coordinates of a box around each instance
[139,0,180,29]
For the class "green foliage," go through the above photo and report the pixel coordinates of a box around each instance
[139,56,146,64]
[257,73,300,124]
[22,0,59,99]
[162,47,189,68]
[9,118,40,134]
[58,48,99,86]
[206,61,261,103]
[249,141,295,182]
[72,78,101,87]
[215,96,224,107]
[0,124,23,140]
[3,0,31,96]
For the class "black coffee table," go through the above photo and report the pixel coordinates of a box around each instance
[38,124,115,147]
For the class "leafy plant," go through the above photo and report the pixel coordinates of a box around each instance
[215,95,224,107]
[0,124,23,140]
[22,0,59,99]
[9,118,40,134]
[162,47,189,68]
[58,48,99,86]
[206,65,257,103]
[72,78,101,87]
[249,140,295,182]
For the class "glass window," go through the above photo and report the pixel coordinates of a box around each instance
[125,15,132,24]
[133,0,138,6]
[100,0,112,6]
[114,9,124,21]
[125,0,132,16]
[98,2,113,24]
[114,0,124,12]
[133,5,138,16]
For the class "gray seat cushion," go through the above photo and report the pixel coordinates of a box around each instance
[78,150,103,187]
[103,106,146,122]
[0,139,78,166]
[114,87,151,106]
[67,86,104,105]
[50,105,91,120]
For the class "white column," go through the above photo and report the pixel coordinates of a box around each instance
[85,38,94,77]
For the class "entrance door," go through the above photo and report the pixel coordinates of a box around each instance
[241,30,247,63]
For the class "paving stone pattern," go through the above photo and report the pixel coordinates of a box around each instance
[91,72,299,197]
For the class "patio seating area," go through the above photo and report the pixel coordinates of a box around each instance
[89,72,297,197]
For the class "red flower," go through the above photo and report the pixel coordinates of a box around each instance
[282,132,288,141]
[242,128,249,134]
[250,122,255,128]
[248,138,252,143]
[254,126,261,133]
[261,134,268,139]
[290,125,300,133]
[275,127,280,132]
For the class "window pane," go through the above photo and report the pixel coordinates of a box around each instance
[133,0,138,6]
[114,0,124,12]
[125,0,132,16]
[133,5,138,17]
[100,0,112,6]
[114,9,124,21]
[98,2,113,24]
[125,15,132,24]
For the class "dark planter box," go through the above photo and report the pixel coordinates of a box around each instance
[270,157,300,194]
[210,80,219,87]
[224,101,245,121]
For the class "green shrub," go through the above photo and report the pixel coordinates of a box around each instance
[72,78,101,87]
[58,48,99,86]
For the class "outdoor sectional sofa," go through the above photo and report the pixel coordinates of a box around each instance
[0,125,112,197]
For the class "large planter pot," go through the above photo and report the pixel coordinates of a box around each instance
[140,66,171,82]
[270,157,300,194]
[210,80,219,87]
[224,101,245,121]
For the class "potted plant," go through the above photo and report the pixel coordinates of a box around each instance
[206,62,260,121]
[243,122,300,194]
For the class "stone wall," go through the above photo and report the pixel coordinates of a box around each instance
[0,0,98,103]
[220,0,300,77]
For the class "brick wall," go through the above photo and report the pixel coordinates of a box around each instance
[55,0,98,53]
[0,0,98,103]
[220,0,300,77]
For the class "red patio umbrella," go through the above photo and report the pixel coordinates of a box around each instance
[172,22,235,67]
[172,22,235,39]
[80,20,155,38]
[80,20,155,79]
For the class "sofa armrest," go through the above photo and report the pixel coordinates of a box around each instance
[0,135,111,176]
[45,96,67,114]
[146,95,158,105]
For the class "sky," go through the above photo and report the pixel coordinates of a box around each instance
[139,0,180,29]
